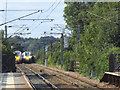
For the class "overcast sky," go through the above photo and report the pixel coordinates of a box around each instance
[0,0,66,38]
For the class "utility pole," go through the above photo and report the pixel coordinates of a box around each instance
[5,25,7,38]
[78,25,80,48]
[0,30,2,73]
[44,44,45,65]
[51,41,53,57]
[61,33,64,68]
[50,24,71,68]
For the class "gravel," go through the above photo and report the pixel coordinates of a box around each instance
[17,63,119,89]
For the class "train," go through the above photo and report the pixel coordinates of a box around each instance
[14,51,35,63]
[14,51,22,63]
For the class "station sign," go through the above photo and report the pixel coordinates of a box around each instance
[64,37,69,48]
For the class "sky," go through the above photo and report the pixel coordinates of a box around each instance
[0,0,67,38]
[1,0,119,39]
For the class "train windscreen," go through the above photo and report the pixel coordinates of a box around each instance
[15,53,20,56]
[25,52,29,56]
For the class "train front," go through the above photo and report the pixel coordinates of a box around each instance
[22,51,32,63]
[15,51,22,63]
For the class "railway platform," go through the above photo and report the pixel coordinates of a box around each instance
[100,72,120,87]
[0,73,33,90]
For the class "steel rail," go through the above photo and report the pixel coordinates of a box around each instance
[24,64,100,89]
[24,66,59,90]
[23,72,36,90]
[39,65,103,89]
[16,65,36,90]
[39,66,100,89]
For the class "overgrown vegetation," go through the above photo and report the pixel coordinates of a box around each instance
[1,2,119,79]
[0,31,15,72]
[36,2,120,80]
[7,36,58,54]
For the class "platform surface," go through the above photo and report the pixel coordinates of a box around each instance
[105,72,120,76]
[0,73,33,90]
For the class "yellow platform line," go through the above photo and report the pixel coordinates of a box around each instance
[22,73,33,90]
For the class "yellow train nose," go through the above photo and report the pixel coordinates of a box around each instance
[25,56,29,61]
[15,56,20,62]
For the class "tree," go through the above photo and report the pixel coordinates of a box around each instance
[62,2,120,79]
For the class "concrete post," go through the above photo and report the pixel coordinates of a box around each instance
[5,25,7,38]
[0,31,2,73]
[61,33,63,68]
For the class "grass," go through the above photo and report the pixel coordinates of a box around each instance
[35,59,101,81]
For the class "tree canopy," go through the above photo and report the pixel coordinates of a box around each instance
[36,2,120,79]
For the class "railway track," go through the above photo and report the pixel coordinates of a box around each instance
[32,64,118,89]
[17,64,59,90]
[17,64,102,89]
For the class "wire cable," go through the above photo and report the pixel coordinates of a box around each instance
[86,11,119,26]
[0,10,41,26]
[21,1,57,37]
[32,0,62,32]
[44,0,57,12]
[27,0,57,30]
[5,0,7,23]
[2,25,26,43]
[25,0,62,38]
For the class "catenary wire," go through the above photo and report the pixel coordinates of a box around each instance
[30,0,62,37]
[21,0,58,37]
